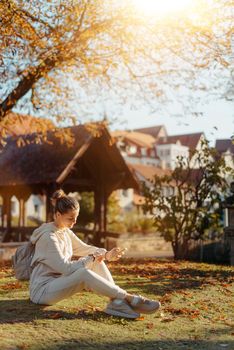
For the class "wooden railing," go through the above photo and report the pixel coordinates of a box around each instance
[0,225,122,246]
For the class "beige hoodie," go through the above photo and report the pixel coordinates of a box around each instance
[29,222,105,303]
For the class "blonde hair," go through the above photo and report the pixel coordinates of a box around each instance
[51,189,80,214]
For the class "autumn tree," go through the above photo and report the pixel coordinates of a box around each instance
[0,0,233,128]
[142,140,234,259]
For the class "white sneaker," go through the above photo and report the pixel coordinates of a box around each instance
[130,295,161,314]
[104,299,140,319]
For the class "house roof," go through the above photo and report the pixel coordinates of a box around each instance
[112,130,156,148]
[0,124,138,191]
[128,163,171,182]
[129,163,204,191]
[133,125,166,139]
[215,139,234,154]
[157,132,204,150]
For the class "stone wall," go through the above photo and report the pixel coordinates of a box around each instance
[105,233,173,258]
[0,234,174,262]
[0,242,25,262]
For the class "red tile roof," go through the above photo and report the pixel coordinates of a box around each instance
[157,132,204,150]
[128,163,171,182]
[112,130,156,148]
[128,163,202,188]
[134,125,167,139]
[215,139,234,154]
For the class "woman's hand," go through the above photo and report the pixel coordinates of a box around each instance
[105,247,127,261]
[93,248,107,263]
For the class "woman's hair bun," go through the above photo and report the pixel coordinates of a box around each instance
[51,189,66,207]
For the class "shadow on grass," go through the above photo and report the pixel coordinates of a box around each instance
[35,339,234,350]
[113,261,234,296]
[0,299,130,325]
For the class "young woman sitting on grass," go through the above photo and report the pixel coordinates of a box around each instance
[29,189,161,319]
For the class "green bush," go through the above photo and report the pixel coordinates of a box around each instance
[138,217,156,234]
[107,221,127,233]
[122,210,156,234]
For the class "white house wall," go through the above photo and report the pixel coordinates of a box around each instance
[11,194,46,224]
[116,189,134,210]
[156,143,189,169]
[124,155,160,167]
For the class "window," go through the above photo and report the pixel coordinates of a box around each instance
[169,187,174,196]
[34,204,39,214]
[128,145,137,154]
[122,189,129,197]
[166,149,170,156]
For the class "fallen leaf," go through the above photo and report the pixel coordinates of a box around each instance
[161,317,175,322]
[1,282,22,290]
[160,293,172,303]
[48,313,63,319]
[146,322,154,329]
[136,316,145,321]
[164,307,200,317]
[147,275,159,279]
[221,283,231,288]
[178,291,193,297]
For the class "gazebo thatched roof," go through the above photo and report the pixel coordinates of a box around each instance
[0,124,138,193]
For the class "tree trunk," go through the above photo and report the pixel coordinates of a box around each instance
[0,7,90,120]
[0,54,58,121]
[173,236,190,260]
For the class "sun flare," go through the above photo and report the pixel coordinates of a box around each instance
[133,0,193,17]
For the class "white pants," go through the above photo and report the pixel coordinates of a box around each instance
[36,261,127,305]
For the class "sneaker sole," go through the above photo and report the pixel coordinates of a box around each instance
[104,308,140,319]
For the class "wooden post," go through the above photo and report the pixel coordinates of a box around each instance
[94,188,102,246]
[94,188,100,245]
[19,198,24,227]
[103,193,107,233]
[94,184,109,246]
[16,193,31,227]
[45,184,57,222]
[22,198,26,227]
[6,194,12,230]
[1,195,6,228]
[1,192,12,241]
[100,187,105,232]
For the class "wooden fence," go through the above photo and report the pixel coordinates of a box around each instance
[0,225,121,246]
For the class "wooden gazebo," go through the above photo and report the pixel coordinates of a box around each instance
[0,124,138,244]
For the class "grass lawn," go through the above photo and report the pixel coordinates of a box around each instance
[0,259,233,350]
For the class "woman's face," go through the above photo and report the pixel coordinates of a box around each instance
[55,209,79,229]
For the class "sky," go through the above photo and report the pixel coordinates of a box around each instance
[109,99,234,146]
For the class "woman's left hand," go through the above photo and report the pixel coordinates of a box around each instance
[105,247,127,261]
[93,248,107,263]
